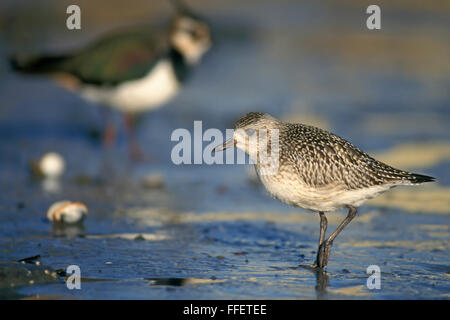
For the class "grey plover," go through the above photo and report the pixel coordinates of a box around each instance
[11,1,211,159]
[214,112,435,268]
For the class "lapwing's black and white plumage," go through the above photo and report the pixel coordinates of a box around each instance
[215,112,435,269]
[11,1,211,158]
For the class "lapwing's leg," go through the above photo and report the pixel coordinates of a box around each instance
[314,212,327,267]
[123,113,145,161]
[101,107,117,148]
[316,206,357,268]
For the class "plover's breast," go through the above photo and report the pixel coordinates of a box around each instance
[81,59,179,113]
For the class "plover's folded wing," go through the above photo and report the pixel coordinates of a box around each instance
[282,124,434,190]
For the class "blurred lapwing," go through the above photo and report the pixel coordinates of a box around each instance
[214,112,435,269]
[11,0,211,159]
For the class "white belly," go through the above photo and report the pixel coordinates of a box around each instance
[80,59,180,113]
[257,166,394,212]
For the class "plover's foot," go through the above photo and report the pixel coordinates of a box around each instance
[298,264,318,271]
[316,241,332,269]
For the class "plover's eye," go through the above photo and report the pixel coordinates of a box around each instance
[245,129,255,136]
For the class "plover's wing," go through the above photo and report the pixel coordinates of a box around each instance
[282,124,434,190]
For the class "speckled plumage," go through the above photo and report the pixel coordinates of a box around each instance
[233,112,435,212]
[216,112,435,268]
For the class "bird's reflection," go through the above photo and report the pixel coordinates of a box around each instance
[314,268,329,299]
[52,223,86,238]
[298,265,330,299]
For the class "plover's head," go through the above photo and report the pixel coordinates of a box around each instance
[214,112,281,156]
[170,3,211,65]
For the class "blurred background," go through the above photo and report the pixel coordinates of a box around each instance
[0,0,449,299]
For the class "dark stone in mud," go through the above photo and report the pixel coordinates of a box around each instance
[17,255,41,264]
[216,185,229,194]
[73,174,104,186]
[134,234,146,241]
[0,261,60,289]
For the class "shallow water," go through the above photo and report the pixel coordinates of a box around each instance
[0,0,449,299]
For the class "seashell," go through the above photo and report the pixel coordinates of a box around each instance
[39,152,65,179]
[46,200,88,224]
[141,173,165,189]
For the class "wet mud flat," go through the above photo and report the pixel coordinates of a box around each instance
[0,166,449,299]
[0,0,449,299]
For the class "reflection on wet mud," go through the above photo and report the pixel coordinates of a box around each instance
[86,233,170,241]
[314,269,330,299]
[298,265,330,299]
[52,223,86,238]
[146,277,225,287]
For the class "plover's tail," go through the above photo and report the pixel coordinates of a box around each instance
[406,173,435,184]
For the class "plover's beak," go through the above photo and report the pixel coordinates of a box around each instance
[213,138,235,153]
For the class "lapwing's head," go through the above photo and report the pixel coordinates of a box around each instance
[169,1,211,64]
[214,112,281,155]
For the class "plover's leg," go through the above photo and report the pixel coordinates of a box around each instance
[318,212,327,246]
[314,212,328,267]
[316,206,357,268]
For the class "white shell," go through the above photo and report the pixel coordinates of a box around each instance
[46,200,88,224]
[39,152,65,178]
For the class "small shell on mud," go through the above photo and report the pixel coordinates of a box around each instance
[30,152,66,179]
[39,152,65,178]
[46,201,88,224]
[140,173,165,189]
